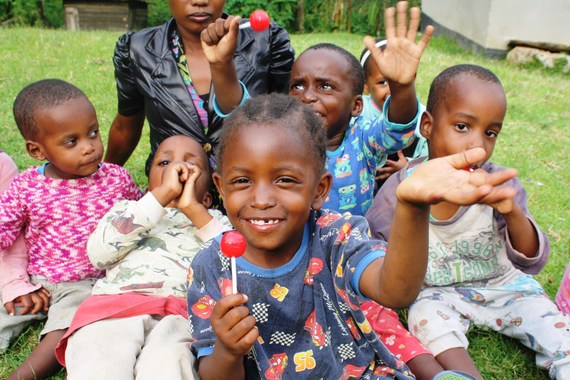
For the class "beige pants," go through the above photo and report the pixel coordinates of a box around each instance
[65,314,199,380]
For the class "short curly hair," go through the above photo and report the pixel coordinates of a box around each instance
[13,79,88,140]
[426,64,502,114]
[299,43,365,96]
[216,93,327,175]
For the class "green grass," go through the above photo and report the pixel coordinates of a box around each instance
[0,28,569,379]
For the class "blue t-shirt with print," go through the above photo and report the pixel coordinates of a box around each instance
[187,209,414,379]
[326,97,419,216]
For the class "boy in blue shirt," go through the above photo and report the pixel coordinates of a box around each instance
[288,2,432,215]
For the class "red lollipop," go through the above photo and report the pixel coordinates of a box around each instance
[221,231,246,294]
[239,10,270,32]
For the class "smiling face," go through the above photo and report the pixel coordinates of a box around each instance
[421,74,506,168]
[27,96,103,179]
[149,135,212,207]
[168,0,226,35]
[213,123,331,268]
[289,48,362,149]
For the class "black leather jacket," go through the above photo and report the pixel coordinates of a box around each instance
[113,17,295,169]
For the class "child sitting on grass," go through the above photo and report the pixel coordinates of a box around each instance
[186,93,517,379]
[56,135,231,380]
[0,150,48,319]
[288,1,433,216]
[557,263,570,314]
[0,79,141,380]
[366,64,569,379]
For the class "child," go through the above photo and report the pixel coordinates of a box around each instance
[557,263,570,314]
[186,93,518,379]
[365,64,569,379]
[0,79,141,380]
[55,135,231,379]
[357,38,429,190]
[288,1,433,216]
[1,150,48,319]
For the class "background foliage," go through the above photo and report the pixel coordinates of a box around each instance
[0,0,420,35]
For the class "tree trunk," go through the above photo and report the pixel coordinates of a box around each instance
[297,0,305,33]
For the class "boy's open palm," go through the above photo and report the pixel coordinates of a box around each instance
[397,148,519,206]
[365,1,434,85]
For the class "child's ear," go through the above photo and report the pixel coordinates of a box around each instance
[351,95,364,118]
[419,111,433,140]
[201,192,213,208]
[212,172,224,200]
[311,172,333,211]
[25,140,46,161]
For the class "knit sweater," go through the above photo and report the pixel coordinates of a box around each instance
[0,163,142,283]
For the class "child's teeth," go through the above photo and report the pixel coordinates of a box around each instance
[251,220,278,225]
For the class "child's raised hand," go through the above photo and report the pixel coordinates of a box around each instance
[364,1,434,86]
[4,287,50,316]
[210,293,259,358]
[397,148,518,206]
[201,15,241,66]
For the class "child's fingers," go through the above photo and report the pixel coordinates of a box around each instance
[384,5,396,40]
[406,6,421,41]
[447,147,486,170]
[212,293,249,318]
[395,1,408,38]
[483,168,518,187]
[4,301,15,316]
[37,288,51,311]
[418,25,435,52]
[363,35,383,66]
[175,162,190,183]
[17,296,34,315]
[477,185,517,205]
[238,324,260,350]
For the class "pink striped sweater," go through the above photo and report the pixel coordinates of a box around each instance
[0,162,142,283]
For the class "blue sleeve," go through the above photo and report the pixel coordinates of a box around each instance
[320,212,387,300]
[363,96,421,165]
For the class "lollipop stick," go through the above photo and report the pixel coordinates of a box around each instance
[239,21,251,29]
[231,257,238,294]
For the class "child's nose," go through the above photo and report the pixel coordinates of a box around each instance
[251,182,276,209]
[81,141,96,155]
[300,88,317,104]
[465,133,485,150]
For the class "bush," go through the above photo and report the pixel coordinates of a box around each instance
[146,0,170,27]
[0,0,63,27]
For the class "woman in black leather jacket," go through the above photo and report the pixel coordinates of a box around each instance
[104,0,295,174]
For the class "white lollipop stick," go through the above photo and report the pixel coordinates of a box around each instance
[231,257,238,294]
[239,21,251,29]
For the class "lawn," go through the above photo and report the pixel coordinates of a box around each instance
[0,27,569,379]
